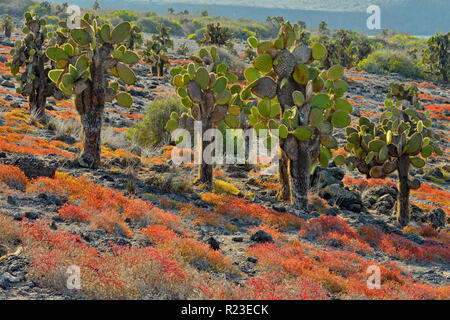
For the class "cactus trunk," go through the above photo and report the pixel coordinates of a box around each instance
[396,154,411,226]
[277,150,291,201]
[198,120,213,187]
[289,148,311,211]
[29,88,46,118]
[77,49,106,169]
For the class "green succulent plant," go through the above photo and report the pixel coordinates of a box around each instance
[8,11,63,117]
[243,21,351,209]
[345,83,442,226]
[166,46,244,187]
[127,23,143,50]
[141,24,173,77]
[197,23,233,48]
[141,39,169,77]
[1,14,14,39]
[422,32,449,83]
[46,13,138,168]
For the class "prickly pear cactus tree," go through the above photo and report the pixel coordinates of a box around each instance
[166,46,243,187]
[197,23,233,48]
[345,83,443,226]
[422,32,449,83]
[153,24,173,50]
[127,23,143,50]
[141,39,169,77]
[46,13,138,168]
[1,14,14,39]
[243,21,351,209]
[8,12,63,117]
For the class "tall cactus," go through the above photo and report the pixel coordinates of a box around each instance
[422,32,449,83]
[127,23,143,50]
[197,23,233,48]
[243,22,351,209]
[8,11,63,117]
[166,47,243,187]
[141,39,169,77]
[1,14,14,39]
[46,13,138,168]
[345,83,442,226]
[141,24,172,77]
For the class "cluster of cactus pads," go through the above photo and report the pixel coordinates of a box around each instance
[166,46,244,187]
[1,14,14,39]
[141,24,173,77]
[197,23,233,48]
[346,83,442,226]
[243,22,351,210]
[45,13,138,168]
[8,11,63,117]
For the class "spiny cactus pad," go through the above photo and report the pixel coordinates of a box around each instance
[243,21,351,168]
[46,14,137,109]
[345,83,441,179]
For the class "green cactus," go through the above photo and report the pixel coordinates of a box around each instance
[197,23,233,48]
[46,13,138,168]
[141,24,173,77]
[127,23,143,50]
[243,22,351,209]
[422,32,449,83]
[1,14,14,39]
[166,46,244,187]
[7,11,63,118]
[345,83,442,226]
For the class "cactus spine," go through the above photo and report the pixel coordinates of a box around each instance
[166,47,243,187]
[8,12,63,117]
[46,13,138,168]
[244,22,351,210]
[345,83,442,226]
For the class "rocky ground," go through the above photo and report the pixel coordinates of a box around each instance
[0,33,449,300]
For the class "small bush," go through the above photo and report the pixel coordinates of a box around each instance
[0,164,28,190]
[127,95,186,148]
[358,49,424,79]
[213,180,240,195]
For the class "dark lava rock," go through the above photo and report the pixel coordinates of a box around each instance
[311,166,345,189]
[247,257,258,263]
[24,212,39,220]
[250,230,274,243]
[429,208,446,228]
[232,237,244,242]
[206,237,220,250]
[3,155,59,180]
[319,183,362,212]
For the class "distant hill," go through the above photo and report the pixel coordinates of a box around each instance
[38,0,450,35]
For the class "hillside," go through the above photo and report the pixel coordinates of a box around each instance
[44,0,449,35]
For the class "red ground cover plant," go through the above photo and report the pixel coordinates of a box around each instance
[411,184,450,216]
[247,241,449,299]
[343,175,396,189]
[0,164,28,190]
[26,171,185,236]
[16,218,193,299]
[58,203,90,222]
[216,196,304,230]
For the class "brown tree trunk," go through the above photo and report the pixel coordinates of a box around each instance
[76,48,107,169]
[29,89,46,118]
[197,120,213,187]
[289,147,311,211]
[277,150,291,202]
[28,54,47,118]
[396,155,411,226]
